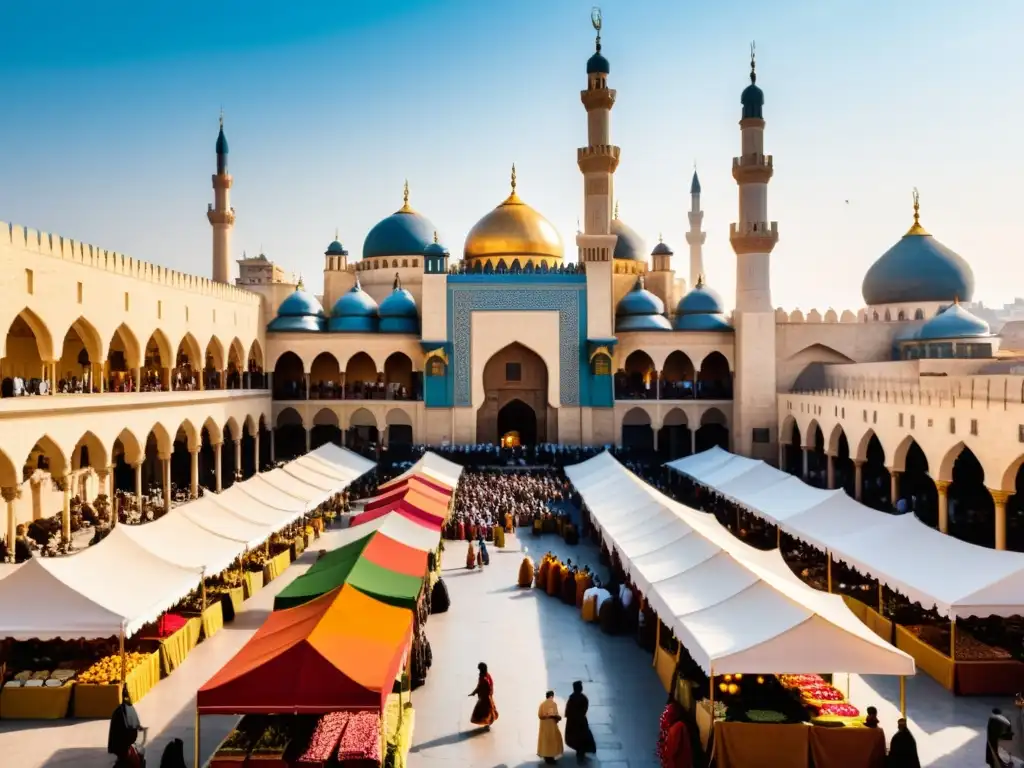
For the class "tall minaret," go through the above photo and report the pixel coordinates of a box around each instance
[208,113,235,284]
[577,7,620,340]
[686,169,706,290]
[730,44,779,460]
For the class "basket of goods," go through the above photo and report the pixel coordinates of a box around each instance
[295,712,350,767]
[249,723,291,765]
[77,652,149,685]
[210,728,251,766]
[336,711,382,764]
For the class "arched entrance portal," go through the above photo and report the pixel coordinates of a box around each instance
[476,342,551,444]
[497,399,537,447]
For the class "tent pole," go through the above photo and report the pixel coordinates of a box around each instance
[118,628,127,693]
[200,576,207,614]
[949,619,956,660]
[709,669,715,716]
[776,525,781,549]
[899,675,906,719]
[654,621,660,668]
[826,551,832,594]
[194,706,201,768]
[734,507,740,534]
[878,582,884,614]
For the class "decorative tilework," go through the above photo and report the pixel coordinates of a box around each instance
[448,282,585,407]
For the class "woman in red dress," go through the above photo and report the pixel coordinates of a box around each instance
[469,662,499,729]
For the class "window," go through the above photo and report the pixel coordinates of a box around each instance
[898,413,904,427]
[949,417,956,434]
[970,419,978,436]
[157,300,162,319]
[505,362,522,382]
[592,354,611,376]
[910,415,915,429]
[752,428,770,444]
[124,292,129,311]
[77,282,83,303]
[427,358,446,377]
[26,269,34,294]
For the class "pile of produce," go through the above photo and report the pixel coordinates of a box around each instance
[4,669,76,688]
[337,711,382,763]
[778,674,859,718]
[244,550,269,573]
[251,723,290,756]
[904,624,1012,661]
[77,651,150,685]
[296,712,350,766]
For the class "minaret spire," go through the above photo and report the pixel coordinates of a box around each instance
[208,113,235,284]
[686,168,706,290]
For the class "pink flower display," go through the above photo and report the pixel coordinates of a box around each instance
[297,712,350,765]
[817,702,861,717]
[337,711,383,763]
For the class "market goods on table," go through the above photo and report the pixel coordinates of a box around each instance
[296,711,350,766]
[77,651,150,685]
[337,711,383,763]
[903,623,1013,660]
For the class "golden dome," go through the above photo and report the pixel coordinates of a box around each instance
[463,165,564,265]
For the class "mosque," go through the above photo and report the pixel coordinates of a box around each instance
[250,22,989,461]
[1,15,1019,552]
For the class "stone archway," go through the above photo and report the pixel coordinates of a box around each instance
[497,399,537,447]
[475,342,550,444]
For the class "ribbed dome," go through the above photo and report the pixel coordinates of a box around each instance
[587,51,610,74]
[612,217,647,261]
[363,183,437,259]
[464,167,563,264]
[423,240,449,258]
[651,240,673,257]
[325,238,347,255]
[268,285,325,333]
[673,277,733,333]
[917,302,991,341]
[861,199,974,306]
[616,277,671,332]
[327,280,379,333]
[379,277,419,334]
[741,83,764,119]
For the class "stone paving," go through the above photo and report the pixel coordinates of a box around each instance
[0,523,1016,767]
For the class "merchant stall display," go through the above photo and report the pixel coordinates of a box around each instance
[0,444,375,721]
[565,452,915,768]
[669,447,1024,696]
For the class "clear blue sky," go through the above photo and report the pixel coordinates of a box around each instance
[0,0,1019,312]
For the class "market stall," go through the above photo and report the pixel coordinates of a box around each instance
[351,490,448,529]
[566,451,915,764]
[379,452,463,493]
[668,447,1024,693]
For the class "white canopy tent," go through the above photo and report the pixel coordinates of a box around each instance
[333,510,443,553]
[177,497,270,549]
[256,468,333,509]
[299,443,375,481]
[281,460,341,492]
[0,530,204,640]
[205,486,300,532]
[668,447,1024,618]
[567,452,915,676]
[112,507,253,574]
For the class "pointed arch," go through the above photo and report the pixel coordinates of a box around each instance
[71,431,108,471]
[803,418,822,450]
[781,414,799,445]
[176,332,202,369]
[349,407,377,429]
[228,337,245,369]
[224,416,241,443]
[244,413,259,438]
[938,441,971,483]
[312,408,340,427]
[826,423,846,456]
[113,428,143,466]
[144,329,173,369]
[204,335,226,372]
[0,446,18,488]
[26,435,67,480]
[384,351,414,391]
[2,307,55,371]
[202,416,224,445]
[108,323,142,370]
[145,422,174,457]
[276,407,304,429]
[248,339,264,369]
[173,419,198,452]
[60,316,104,369]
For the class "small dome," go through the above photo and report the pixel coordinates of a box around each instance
[612,217,647,261]
[677,279,725,315]
[673,276,732,332]
[379,276,419,334]
[917,302,991,341]
[268,285,325,333]
[216,124,228,155]
[862,197,974,306]
[423,239,449,258]
[741,83,764,119]
[616,277,671,332]
[325,238,347,256]
[587,51,610,75]
[328,280,379,333]
[362,183,437,259]
[651,240,673,257]
[690,170,701,195]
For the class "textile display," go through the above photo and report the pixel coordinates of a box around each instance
[243,570,263,599]
[0,683,73,719]
[713,721,809,768]
[808,726,886,768]
[201,600,225,640]
[147,616,201,677]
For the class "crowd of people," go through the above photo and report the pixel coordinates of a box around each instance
[447,469,576,534]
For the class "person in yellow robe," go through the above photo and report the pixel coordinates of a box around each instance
[504,511,514,534]
[575,569,590,609]
[537,691,564,764]
[466,541,476,570]
[536,554,551,588]
[546,558,562,596]
[518,556,535,588]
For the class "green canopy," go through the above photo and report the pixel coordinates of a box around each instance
[274,534,424,611]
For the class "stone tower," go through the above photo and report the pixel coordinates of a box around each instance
[730,46,779,459]
[576,11,620,340]
[686,170,706,290]
[208,115,235,285]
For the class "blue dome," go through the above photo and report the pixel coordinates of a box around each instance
[917,303,991,341]
[677,282,725,315]
[363,209,437,259]
[612,218,647,261]
[379,280,419,334]
[651,241,673,257]
[673,313,734,333]
[328,281,379,333]
[616,277,670,332]
[325,239,347,255]
[423,240,449,258]
[587,51,610,75]
[269,286,325,333]
[741,82,764,119]
[862,226,974,307]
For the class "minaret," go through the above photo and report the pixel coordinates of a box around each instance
[686,169,706,291]
[576,8,621,340]
[730,44,779,460]
[208,113,235,284]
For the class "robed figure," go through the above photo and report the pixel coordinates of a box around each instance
[538,691,564,764]
[107,688,143,767]
[469,662,499,728]
[565,681,597,764]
